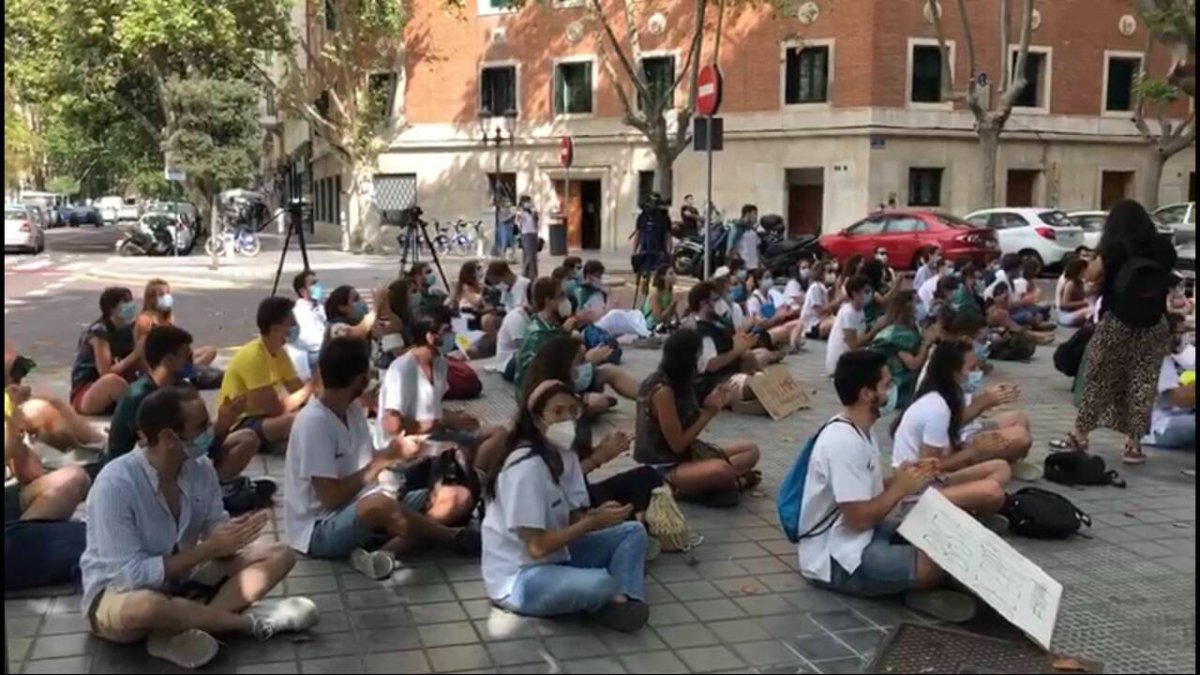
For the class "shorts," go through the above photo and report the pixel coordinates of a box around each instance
[88,560,233,643]
[814,521,918,598]
[232,415,268,447]
[206,434,225,462]
[306,490,431,560]
[806,325,821,340]
[4,483,24,524]
[69,382,112,414]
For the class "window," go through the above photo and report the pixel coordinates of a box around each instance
[554,61,593,115]
[785,45,829,105]
[315,91,331,120]
[480,65,517,117]
[368,73,398,120]
[885,216,927,233]
[1105,55,1141,112]
[990,212,1030,229]
[324,0,337,30]
[911,45,945,104]
[334,175,342,227]
[263,86,277,117]
[846,218,886,236]
[488,172,517,205]
[478,0,516,15]
[1012,50,1049,109]
[908,168,943,207]
[639,56,676,110]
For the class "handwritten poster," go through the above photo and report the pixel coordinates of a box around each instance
[898,489,1063,650]
[746,365,812,420]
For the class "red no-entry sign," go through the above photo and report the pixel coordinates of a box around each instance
[697,64,723,117]
[560,136,574,168]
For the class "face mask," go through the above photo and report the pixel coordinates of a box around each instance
[287,324,300,343]
[876,384,899,417]
[438,332,457,355]
[380,333,406,351]
[351,300,369,321]
[184,426,214,462]
[424,271,438,287]
[800,267,812,280]
[562,279,579,295]
[761,277,775,291]
[572,362,595,392]
[876,253,888,262]
[309,283,325,301]
[974,342,990,361]
[156,294,174,311]
[497,281,510,293]
[825,272,837,284]
[730,286,747,302]
[544,419,578,450]
[964,370,985,394]
[573,270,583,281]
[557,298,573,319]
[736,270,749,281]
[714,299,730,318]
[118,301,138,323]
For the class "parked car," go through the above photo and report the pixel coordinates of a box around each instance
[96,196,124,224]
[4,204,46,254]
[19,191,66,227]
[817,209,1000,271]
[963,207,1084,268]
[1069,209,1176,251]
[1154,202,1195,245]
[117,198,141,224]
[61,204,103,227]
[148,200,200,229]
[25,205,49,232]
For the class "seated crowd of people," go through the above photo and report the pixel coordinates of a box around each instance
[4,239,1194,670]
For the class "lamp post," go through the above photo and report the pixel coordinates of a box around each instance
[484,115,515,256]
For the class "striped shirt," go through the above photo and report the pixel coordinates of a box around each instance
[79,447,228,613]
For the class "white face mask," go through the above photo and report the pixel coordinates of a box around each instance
[557,298,573,319]
[761,278,775,291]
[544,420,578,450]
[799,267,811,280]
[825,272,837,284]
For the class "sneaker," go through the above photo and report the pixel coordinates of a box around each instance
[977,513,1010,535]
[903,589,977,623]
[146,629,220,669]
[351,548,395,580]
[247,597,320,641]
[593,600,649,633]
[448,527,483,557]
[1012,461,1043,482]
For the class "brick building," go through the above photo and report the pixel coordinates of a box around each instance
[299,0,1196,251]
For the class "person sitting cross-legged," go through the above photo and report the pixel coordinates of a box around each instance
[108,326,260,481]
[377,306,508,476]
[576,260,651,339]
[797,350,976,622]
[4,341,107,453]
[482,379,650,631]
[286,337,481,581]
[286,270,328,381]
[687,281,767,413]
[218,297,319,447]
[71,287,144,415]
[81,386,318,670]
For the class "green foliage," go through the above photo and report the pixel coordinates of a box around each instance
[161,77,262,194]
[46,175,81,195]
[1134,76,1184,104]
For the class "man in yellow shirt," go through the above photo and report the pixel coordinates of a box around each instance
[218,297,318,446]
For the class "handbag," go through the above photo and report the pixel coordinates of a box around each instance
[645,486,700,552]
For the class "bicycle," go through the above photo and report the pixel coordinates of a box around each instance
[448,218,482,257]
[204,223,261,257]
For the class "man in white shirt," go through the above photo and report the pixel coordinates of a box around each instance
[287,271,327,380]
[285,337,480,581]
[825,276,872,375]
[517,195,540,279]
[577,260,651,338]
[916,259,948,312]
[486,260,531,314]
[983,254,1020,301]
[911,246,942,292]
[730,204,761,271]
[798,350,974,620]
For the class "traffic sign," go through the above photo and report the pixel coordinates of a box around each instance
[560,136,574,168]
[976,72,989,87]
[164,165,186,182]
[697,65,723,117]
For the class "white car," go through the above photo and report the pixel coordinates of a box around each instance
[4,204,46,254]
[1154,202,1195,245]
[96,196,124,224]
[964,207,1085,268]
[117,198,141,223]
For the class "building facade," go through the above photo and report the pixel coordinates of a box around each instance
[305,0,1196,251]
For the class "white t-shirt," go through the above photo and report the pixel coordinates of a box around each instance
[1012,277,1029,298]
[1150,356,1192,436]
[800,282,828,334]
[736,228,761,270]
[797,416,883,583]
[917,274,941,310]
[481,445,589,601]
[1054,274,1068,310]
[779,280,804,309]
[377,352,447,446]
[284,399,377,554]
[825,303,866,375]
[496,306,530,367]
[502,277,532,312]
[891,392,953,467]
[983,269,1011,301]
[292,298,327,354]
[518,209,538,235]
[746,290,774,319]
[912,263,937,293]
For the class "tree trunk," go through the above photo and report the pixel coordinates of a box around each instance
[650,139,675,201]
[346,161,382,254]
[978,125,1001,207]
[1141,146,1167,211]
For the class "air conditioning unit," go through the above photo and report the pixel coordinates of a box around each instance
[490,27,507,45]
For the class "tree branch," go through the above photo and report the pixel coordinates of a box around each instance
[587,0,647,100]
[998,0,1034,115]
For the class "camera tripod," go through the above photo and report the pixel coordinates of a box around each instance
[270,201,312,297]
[396,210,450,291]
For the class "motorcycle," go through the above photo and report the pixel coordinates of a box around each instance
[116,213,194,256]
[671,213,821,280]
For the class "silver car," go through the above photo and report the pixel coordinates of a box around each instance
[4,204,46,253]
[1154,202,1195,245]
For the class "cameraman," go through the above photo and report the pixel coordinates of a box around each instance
[632,192,672,290]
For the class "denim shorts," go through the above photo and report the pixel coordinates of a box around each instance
[817,521,918,598]
[307,490,430,560]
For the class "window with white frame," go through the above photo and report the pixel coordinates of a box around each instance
[639,56,676,110]
[1105,54,1142,113]
[910,44,947,104]
[1011,48,1051,110]
[480,65,518,117]
[554,61,593,115]
[785,44,830,105]
[478,0,516,16]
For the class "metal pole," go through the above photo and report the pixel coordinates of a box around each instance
[704,115,714,279]
[493,135,501,256]
[565,164,570,257]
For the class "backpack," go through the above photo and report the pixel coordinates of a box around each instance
[777,419,850,543]
[581,324,623,365]
[1053,325,1094,378]
[1043,451,1126,488]
[1001,487,1092,539]
[1110,256,1173,328]
[988,331,1036,361]
[444,359,482,400]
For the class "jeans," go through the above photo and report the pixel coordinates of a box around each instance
[810,521,918,598]
[5,520,87,591]
[1143,416,1196,449]
[500,521,648,617]
[521,232,539,279]
[493,220,513,256]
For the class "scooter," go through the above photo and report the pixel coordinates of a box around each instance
[757,214,822,277]
[115,216,193,256]
[672,220,731,279]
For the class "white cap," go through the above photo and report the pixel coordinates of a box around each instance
[712,266,731,280]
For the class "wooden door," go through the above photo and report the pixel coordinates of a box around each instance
[580,180,603,250]
[1006,170,1037,207]
[553,180,584,248]
[1101,171,1134,210]
[787,184,824,236]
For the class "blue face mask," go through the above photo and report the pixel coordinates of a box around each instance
[974,342,990,361]
[572,362,595,392]
[730,286,747,302]
[438,332,457,356]
[351,300,369,321]
[309,283,325,301]
[761,302,777,320]
[424,271,438,288]
[563,279,579,295]
[964,370,985,394]
[185,426,214,462]
[878,384,899,416]
[118,301,138,323]
[736,269,749,280]
[287,323,300,343]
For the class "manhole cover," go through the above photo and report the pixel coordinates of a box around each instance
[867,623,1103,673]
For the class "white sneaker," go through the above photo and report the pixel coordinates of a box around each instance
[146,629,220,669]
[247,597,320,641]
[351,547,395,580]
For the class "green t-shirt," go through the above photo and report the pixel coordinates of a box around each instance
[107,376,159,459]
[516,316,564,387]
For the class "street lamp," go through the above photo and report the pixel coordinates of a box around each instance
[484,113,516,256]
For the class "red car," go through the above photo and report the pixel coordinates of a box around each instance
[818,209,1000,271]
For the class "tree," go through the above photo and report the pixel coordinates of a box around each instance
[1130,37,1196,209]
[1136,0,1195,97]
[263,0,409,253]
[4,81,39,193]
[927,0,1037,206]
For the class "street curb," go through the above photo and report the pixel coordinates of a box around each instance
[78,268,264,290]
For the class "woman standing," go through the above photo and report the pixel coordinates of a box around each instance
[481,379,649,630]
[1068,200,1177,464]
[134,279,219,367]
[870,291,938,407]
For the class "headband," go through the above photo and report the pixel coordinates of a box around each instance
[526,379,569,413]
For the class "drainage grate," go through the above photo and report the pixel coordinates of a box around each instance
[867,623,1103,674]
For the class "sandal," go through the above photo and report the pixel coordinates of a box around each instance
[1122,443,1147,465]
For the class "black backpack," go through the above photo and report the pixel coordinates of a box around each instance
[1001,487,1092,539]
[1111,256,1172,328]
[1053,325,1094,378]
[1043,451,1126,488]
